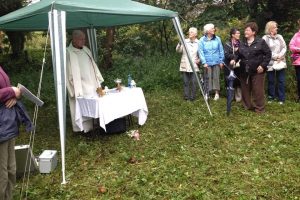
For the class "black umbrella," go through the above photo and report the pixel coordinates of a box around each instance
[226,70,236,115]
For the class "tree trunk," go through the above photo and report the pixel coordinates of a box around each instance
[5,31,25,58]
[1,0,26,57]
[102,27,115,69]
[267,0,297,23]
[162,21,169,52]
[158,23,164,54]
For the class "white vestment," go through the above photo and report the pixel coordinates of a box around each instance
[66,43,104,132]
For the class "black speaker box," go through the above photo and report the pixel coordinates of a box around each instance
[94,117,127,134]
[106,117,127,134]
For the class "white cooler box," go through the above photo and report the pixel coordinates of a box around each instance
[39,150,57,173]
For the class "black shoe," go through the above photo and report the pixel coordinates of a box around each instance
[73,131,83,136]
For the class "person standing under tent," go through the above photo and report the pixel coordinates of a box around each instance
[223,28,242,102]
[237,22,271,113]
[176,27,200,101]
[66,30,104,133]
[198,23,224,101]
[0,65,33,200]
[262,21,287,105]
[289,19,300,103]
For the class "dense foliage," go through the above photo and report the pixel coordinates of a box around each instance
[1,0,299,59]
[95,0,300,63]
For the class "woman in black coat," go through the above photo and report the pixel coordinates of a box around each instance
[237,22,271,113]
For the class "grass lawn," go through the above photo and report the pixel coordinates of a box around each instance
[14,87,300,200]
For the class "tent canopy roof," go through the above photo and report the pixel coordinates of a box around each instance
[0,0,177,31]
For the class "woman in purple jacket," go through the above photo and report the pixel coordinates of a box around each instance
[0,66,22,200]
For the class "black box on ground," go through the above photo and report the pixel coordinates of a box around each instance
[93,116,132,135]
[93,117,128,134]
[105,117,127,134]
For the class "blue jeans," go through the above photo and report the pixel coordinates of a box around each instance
[267,69,285,102]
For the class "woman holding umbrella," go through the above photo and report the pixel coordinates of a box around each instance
[223,28,242,114]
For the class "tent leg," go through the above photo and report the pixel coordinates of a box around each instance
[172,17,212,116]
[49,9,67,184]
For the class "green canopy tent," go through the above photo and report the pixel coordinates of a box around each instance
[0,0,211,184]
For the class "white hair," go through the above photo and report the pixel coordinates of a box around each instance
[203,23,215,34]
[189,27,198,35]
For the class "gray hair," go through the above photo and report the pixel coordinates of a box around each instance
[72,30,85,39]
[203,23,214,34]
[189,27,198,35]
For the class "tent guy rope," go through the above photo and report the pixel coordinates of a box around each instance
[19,28,49,200]
[19,3,55,199]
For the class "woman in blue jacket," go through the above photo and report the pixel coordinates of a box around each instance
[198,23,224,101]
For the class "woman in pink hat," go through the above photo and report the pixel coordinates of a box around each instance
[289,19,300,102]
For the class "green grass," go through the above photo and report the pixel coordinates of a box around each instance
[14,89,300,200]
[2,52,300,199]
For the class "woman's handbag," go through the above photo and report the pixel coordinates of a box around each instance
[272,61,286,70]
[232,42,240,68]
[233,60,240,68]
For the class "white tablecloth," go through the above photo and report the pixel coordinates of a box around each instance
[75,87,148,131]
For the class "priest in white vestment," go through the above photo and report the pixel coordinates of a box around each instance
[66,30,104,133]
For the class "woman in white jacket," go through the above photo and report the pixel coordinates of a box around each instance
[262,21,287,104]
[176,27,200,101]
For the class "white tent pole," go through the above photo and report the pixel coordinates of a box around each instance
[87,28,98,64]
[49,9,67,184]
[172,17,212,116]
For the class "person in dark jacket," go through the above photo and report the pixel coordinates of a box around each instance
[0,66,33,200]
[237,22,272,113]
[223,28,242,102]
